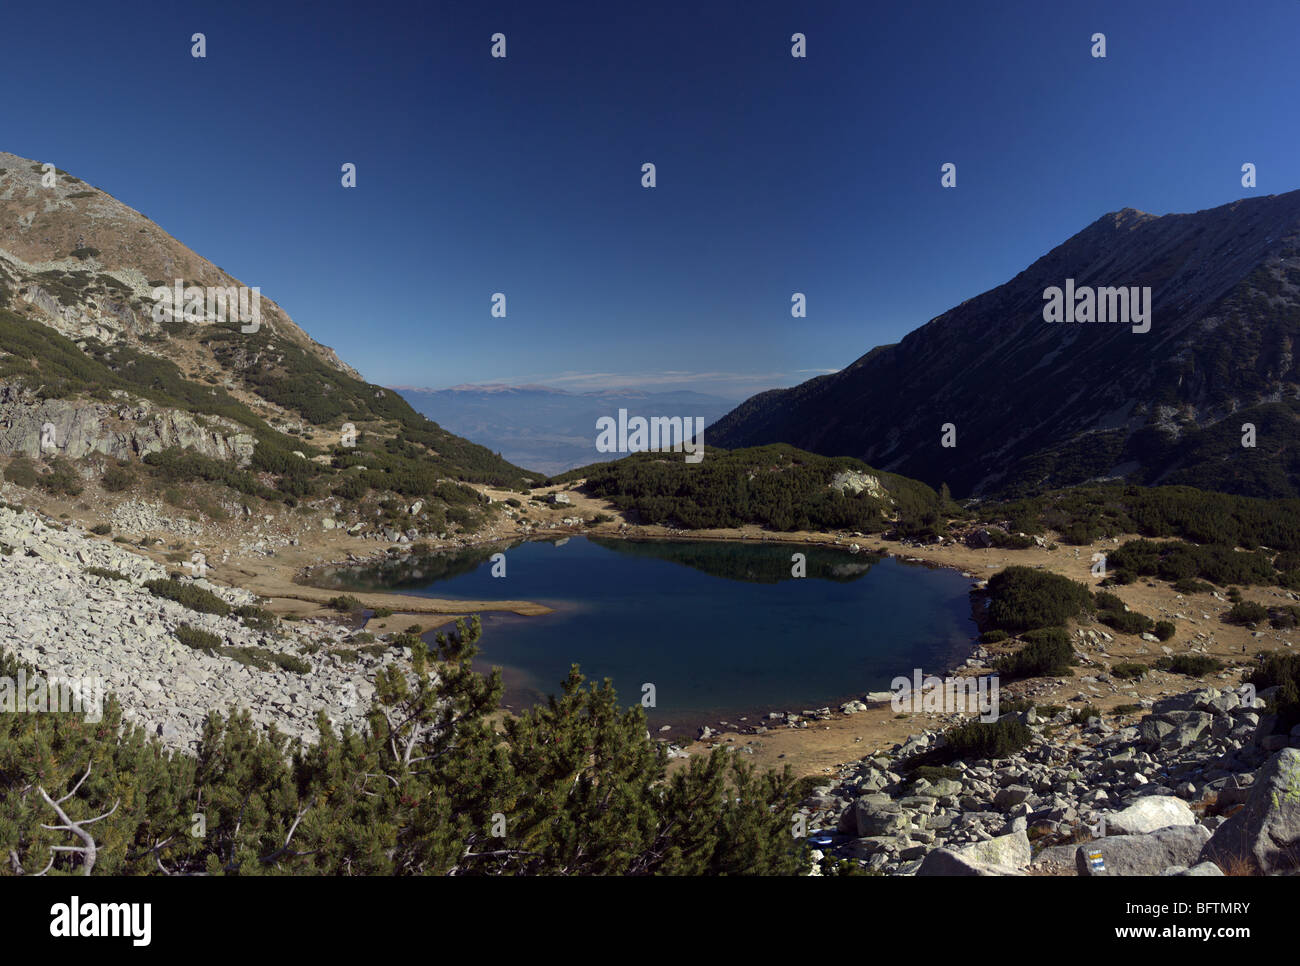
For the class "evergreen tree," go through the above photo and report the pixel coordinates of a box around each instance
[0,622,806,876]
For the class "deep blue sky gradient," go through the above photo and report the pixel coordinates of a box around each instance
[3,0,1298,398]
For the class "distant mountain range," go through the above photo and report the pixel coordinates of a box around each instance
[395,385,735,476]
[710,190,1300,499]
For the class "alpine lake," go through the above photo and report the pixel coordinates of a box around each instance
[307,535,981,731]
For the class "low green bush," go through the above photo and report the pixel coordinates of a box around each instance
[176,624,222,651]
[997,697,1035,714]
[177,624,308,673]
[84,566,129,581]
[1225,601,1267,625]
[911,765,963,785]
[1109,538,1275,587]
[234,604,277,631]
[917,717,1034,766]
[101,463,135,492]
[36,458,83,497]
[1153,654,1225,676]
[1099,609,1155,635]
[267,651,310,674]
[1110,662,1149,680]
[988,528,1035,549]
[1094,591,1125,612]
[326,594,363,613]
[1070,704,1102,725]
[389,632,424,652]
[1246,651,1300,735]
[994,627,1074,680]
[3,458,38,489]
[985,566,1094,632]
[1269,606,1300,629]
[144,577,231,616]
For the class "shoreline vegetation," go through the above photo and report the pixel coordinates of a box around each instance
[6,441,1300,874]
[284,461,1300,782]
[8,441,1300,783]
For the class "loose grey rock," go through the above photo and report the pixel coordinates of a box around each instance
[1104,796,1197,835]
[1076,825,1212,876]
[1200,748,1300,875]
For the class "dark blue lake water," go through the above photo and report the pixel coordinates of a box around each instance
[310,536,979,728]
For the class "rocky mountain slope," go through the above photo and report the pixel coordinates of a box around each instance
[0,150,532,532]
[710,190,1300,499]
[0,502,383,749]
[0,151,357,377]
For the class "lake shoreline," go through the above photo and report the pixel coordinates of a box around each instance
[299,529,990,742]
[67,476,1278,784]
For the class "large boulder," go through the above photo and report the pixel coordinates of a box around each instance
[829,470,886,499]
[1161,862,1225,876]
[963,829,1032,868]
[1163,711,1214,749]
[1200,748,1300,874]
[915,848,1024,876]
[1151,691,1202,715]
[914,778,963,799]
[1031,843,1084,871]
[917,830,1031,875]
[1196,689,1241,715]
[1210,773,1255,811]
[1075,825,1211,876]
[994,784,1033,809]
[1103,796,1197,835]
[840,796,908,837]
[1139,718,1176,745]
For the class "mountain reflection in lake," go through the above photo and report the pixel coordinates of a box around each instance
[308,536,979,729]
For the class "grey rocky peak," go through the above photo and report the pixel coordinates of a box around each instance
[710,189,1300,499]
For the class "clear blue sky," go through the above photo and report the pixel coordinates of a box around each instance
[3,0,1298,399]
